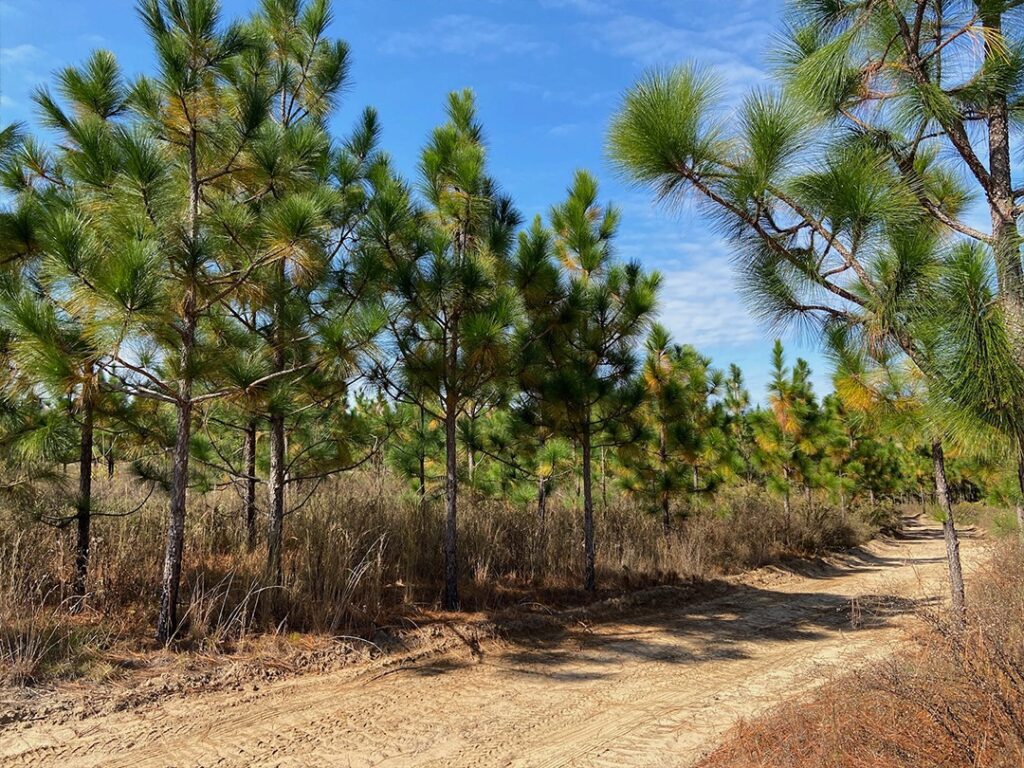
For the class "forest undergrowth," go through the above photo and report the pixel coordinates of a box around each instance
[0,471,887,689]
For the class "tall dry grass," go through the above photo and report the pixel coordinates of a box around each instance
[0,468,886,685]
[698,540,1024,768]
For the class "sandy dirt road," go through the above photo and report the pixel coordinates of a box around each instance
[2,518,980,768]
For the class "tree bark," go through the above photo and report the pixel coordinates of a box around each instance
[983,10,1024,366]
[600,447,607,511]
[659,427,670,534]
[443,403,459,610]
[418,406,426,504]
[156,386,193,645]
[243,419,257,550]
[581,424,596,593]
[782,466,791,542]
[71,391,94,608]
[266,413,285,584]
[932,438,966,625]
[1016,441,1024,541]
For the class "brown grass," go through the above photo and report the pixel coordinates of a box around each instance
[697,540,1024,768]
[0,469,887,686]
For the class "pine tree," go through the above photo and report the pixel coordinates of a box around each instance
[518,171,659,592]
[363,91,521,609]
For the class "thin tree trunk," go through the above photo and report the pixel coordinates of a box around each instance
[243,419,257,550]
[156,126,200,646]
[266,413,285,584]
[106,439,114,479]
[417,405,426,504]
[71,391,94,608]
[659,426,670,534]
[1015,440,1024,541]
[600,447,607,511]
[443,403,459,610]
[535,476,548,576]
[156,386,193,645]
[932,438,966,626]
[581,424,596,593]
[782,466,791,543]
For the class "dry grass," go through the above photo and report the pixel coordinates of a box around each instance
[0,469,886,686]
[698,540,1024,768]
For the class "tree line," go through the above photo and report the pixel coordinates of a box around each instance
[0,0,1019,644]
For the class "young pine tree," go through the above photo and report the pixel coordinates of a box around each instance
[518,171,659,592]
[364,91,521,609]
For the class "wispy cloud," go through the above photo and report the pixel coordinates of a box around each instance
[546,0,774,95]
[0,43,41,65]
[548,122,583,137]
[507,81,616,109]
[583,14,767,93]
[380,15,553,59]
[610,193,762,348]
[656,256,762,347]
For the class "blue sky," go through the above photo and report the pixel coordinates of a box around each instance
[0,0,836,402]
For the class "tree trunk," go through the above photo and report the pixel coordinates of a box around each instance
[443,403,459,610]
[156,392,193,645]
[983,11,1024,368]
[243,419,257,550]
[932,438,966,625]
[535,476,548,576]
[782,467,791,543]
[71,393,94,608]
[600,447,607,511]
[418,405,426,504]
[266,413,285,584]
[581,425,596,593]
[1016,441,1024,541]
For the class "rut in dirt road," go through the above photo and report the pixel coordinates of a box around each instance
[2,518,980,768]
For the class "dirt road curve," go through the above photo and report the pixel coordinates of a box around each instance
[2,518,980,768]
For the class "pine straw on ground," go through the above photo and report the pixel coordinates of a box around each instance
[698,540,1024,768]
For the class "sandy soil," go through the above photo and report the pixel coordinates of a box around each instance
[1,517,980,767]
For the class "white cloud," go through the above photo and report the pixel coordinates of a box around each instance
[507,81,616,109]
[548,122,583,136]
[583,14,768,93]
[0,43,41,65]
[655,255,762,347]
[380,15,553,59]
